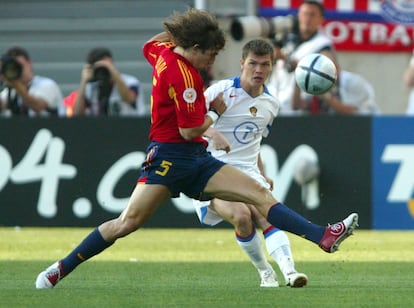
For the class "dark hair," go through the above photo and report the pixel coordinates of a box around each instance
[86,47,113,65]
[241,39,275,64]
[301,0,325,17]
[5,46,30,61]
[163,8,225,52]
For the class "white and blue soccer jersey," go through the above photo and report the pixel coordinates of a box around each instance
[194,77,280,226]
[205,77,279,168]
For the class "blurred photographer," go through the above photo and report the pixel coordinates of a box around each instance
[267,0,336,115]
[0,46,64,117]
[73,47,140,116]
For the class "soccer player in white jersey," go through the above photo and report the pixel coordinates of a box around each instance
[194,39,308,288]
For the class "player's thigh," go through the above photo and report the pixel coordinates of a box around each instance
[204,165,277,211]
[121,183,171,225]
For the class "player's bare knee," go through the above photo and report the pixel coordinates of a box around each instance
[236,211,252,226]
[231,208,253,230]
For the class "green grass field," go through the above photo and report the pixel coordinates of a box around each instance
[1,227,413,307]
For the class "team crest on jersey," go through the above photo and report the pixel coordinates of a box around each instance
[250,106,257,117]
[183,88,197,103]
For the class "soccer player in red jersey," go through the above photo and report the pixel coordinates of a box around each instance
[143,36,216,144]
[36,8,358,289]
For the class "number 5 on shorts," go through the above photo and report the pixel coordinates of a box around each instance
[155,160,172,176]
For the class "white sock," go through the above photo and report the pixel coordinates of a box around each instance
[264,227,296,281]
[236,229,272,273]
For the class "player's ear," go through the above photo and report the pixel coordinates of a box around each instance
[188,44,197,56]
[192,44,201,52]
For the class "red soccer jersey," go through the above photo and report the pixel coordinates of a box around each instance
[143,40,207,145]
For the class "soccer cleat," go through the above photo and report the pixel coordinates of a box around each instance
[260,269,279,288]
[35,261,63,289]
[319,213,359,253]
[286,272,308,288]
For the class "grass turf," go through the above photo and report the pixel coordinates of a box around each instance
[1,228,413,307]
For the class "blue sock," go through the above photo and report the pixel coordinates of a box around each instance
[267,203,325,244]
[60,228,113,276]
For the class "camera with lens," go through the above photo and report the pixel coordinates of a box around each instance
[230,15,297,41]
[90,66,111,83]
[0,55,23,80]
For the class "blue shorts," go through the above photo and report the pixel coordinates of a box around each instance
[138,141,226,200]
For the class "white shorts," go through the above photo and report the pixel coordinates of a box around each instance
[193,164,270,226]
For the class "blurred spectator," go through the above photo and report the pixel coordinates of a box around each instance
[73,47,142,116]
[403,49,414,115]
[291,54,381,115]
[0,46,64,117]
[267,0,335,115]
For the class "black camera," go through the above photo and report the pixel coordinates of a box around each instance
[0,55,23,80]
[91,66,111,83]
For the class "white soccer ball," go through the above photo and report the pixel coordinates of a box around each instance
[294,53,337,95]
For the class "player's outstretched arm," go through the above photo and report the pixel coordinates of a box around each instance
[204,127,231,153]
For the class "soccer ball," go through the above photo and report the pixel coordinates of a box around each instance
[294,53,337,95]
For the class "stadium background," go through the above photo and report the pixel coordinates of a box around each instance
[1,0,413,114]
[0,0,413,230]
